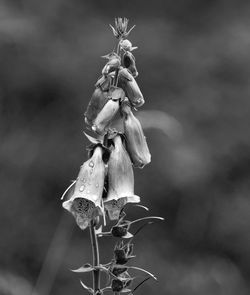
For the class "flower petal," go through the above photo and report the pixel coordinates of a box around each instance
[121,100,151,168]
[118,68,144,107]
[62,146,105,230]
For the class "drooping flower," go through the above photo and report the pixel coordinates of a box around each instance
[92,86,125,135]
[118,67,144,107]
[104,134,140,220]
[101,52,121,76]
[62,145,105,230]
[84,75,112,126]
[122,51,138,78]
[120,39,138,52]
[121,99,151,168]
[109,17,135,39]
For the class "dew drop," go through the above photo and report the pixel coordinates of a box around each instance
[95,183,99,188]
[89,161,94,168]
[87,190,90,194]
[79,185,85,192]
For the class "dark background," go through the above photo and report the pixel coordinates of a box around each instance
[1,0,250,294]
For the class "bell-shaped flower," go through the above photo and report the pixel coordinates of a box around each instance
[104,134,140,220]
[92,86,125,135]
[62,146,105,230]
[118,68,144,108]
[84,75,112,126]
[121,99,151,168]
[84,87,109,126]
[120,39,138,52]
[101,52,121,76]
[122,51,138,78]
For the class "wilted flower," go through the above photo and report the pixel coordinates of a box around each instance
[62,146,105,230]
[109,17,135,39]
[121,99,151,168]
[122,51,138,78]
[104,134,140,220]
[120,39,138,52]
[118,67,144,107]
[92,87,125,135]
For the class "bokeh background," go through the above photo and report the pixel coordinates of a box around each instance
[1,0,250,294]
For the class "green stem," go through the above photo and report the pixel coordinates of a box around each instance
[89,220,100,294]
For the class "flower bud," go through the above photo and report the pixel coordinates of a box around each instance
[111,279,123,292]
[62,146,105,230]
[121,100,151,168]
[112,265,128,276]
[120,39,138,51]
[101,53,121,76]
[111,225,129,237]
[123,51,138,78]
[92,87,125,135]
[118,68,144,107]
[104,135,140,220]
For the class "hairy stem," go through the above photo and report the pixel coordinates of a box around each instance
[89,220,100,294]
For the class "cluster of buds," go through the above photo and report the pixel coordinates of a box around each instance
[62,18,163,294]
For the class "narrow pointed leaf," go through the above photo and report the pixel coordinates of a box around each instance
[71,264,94,273]
[80,280,94,294]
[84,132,102,144]
[128,266,157,280]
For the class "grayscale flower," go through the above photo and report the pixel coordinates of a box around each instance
[118,67,144,107]
[104,134,140,220]
[62,146,105,230]
[121,99,151,168]
[122,51,138,78]
[92,87,125,135]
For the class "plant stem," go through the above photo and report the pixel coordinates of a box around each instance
[113,38,122,86]
[89,220,100,294]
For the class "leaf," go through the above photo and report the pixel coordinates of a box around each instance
[84,132,101,144]
[128,266,157,280]
[130,216,164,225]
[109,24,118,37]
[121,288,132,293]
[130,276,151,294]
[123,232,133,239]
[71,264,94,273]
[80,280,94,294]
[133,204,149,211]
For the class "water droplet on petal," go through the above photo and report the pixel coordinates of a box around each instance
[95,183,99,188]
[89,161,94,168]
[79,185,85,192]
[87,190,90,194]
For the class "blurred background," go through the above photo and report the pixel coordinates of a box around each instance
[1,0,250,294]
